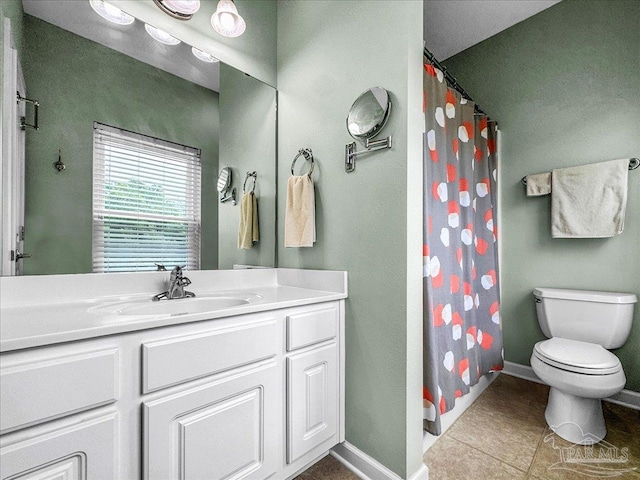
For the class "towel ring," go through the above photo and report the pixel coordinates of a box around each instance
[243,171,257,193]
[291,148,314,178]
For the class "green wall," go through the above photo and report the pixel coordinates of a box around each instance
[22,15,219,275]
[218,64,277,269]
[277,1,424,477]
[444,0,640,390]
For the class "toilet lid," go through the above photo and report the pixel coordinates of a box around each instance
[534,338,621,375]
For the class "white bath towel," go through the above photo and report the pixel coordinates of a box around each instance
[525,172,551,196]
[285,175,316,247]
[551,159,629,238]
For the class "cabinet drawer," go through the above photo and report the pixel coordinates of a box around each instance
[142,318,278,393]
[0,349,118,434]
[286,306,338,351]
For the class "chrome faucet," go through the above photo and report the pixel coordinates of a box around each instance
[153,266,196,301]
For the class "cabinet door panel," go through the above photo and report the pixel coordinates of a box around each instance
[287,343,338,464]
[144,362,279,480]
[0,349,118,433]
[0,413,117,480]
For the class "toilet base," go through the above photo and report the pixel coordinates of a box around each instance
[545,387,606,444]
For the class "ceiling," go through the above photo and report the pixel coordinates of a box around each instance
[423,0,562,60]
[22,0,563,91]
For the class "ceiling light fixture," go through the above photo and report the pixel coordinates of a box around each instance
[153,0,200,20]
[89,0,135,25]
[192,47,219,63]
[144,24,181,45]
[211,0,246,38]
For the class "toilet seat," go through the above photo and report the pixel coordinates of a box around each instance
[533,338,621,375]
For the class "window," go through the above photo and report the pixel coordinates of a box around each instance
[92,123,201,272]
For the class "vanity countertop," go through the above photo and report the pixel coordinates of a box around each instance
[0,268,347,352]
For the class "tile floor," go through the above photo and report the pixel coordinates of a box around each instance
[297,373,640,479]
[295,454,359,480]
[424,374,640,479]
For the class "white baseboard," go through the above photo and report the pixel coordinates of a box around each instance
[422,371,499,453]
[331,442,429,480]
[502,360,640,410]
[501,360,544,384]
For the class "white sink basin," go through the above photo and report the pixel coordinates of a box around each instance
[89,293,262,317]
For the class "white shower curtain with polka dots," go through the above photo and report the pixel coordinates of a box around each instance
[422,63,504,436]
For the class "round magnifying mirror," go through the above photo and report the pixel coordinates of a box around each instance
[217,167,231,193]
[346,87,391,143]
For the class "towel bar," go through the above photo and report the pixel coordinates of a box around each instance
[521,158,639,186]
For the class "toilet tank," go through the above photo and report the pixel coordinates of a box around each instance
[533,288,637,349]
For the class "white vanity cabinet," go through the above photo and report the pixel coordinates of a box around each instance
[0,299,345,480]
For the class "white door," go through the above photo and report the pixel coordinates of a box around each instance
[1,17,27,276]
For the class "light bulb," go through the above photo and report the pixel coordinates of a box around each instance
[211,0,246,38]
[90,0,135,25]
[219,12,235,31]
[144,24,181,45]
[192,47,219,63]
[103,2,121,16]
[153,0,200,20]
[162,0,200,15]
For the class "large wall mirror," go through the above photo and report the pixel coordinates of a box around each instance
[2,0,276,275]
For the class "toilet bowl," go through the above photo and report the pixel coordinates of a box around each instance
[530,337,626,444]
[529,288,637,445]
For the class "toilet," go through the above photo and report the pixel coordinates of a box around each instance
[530,287,637,445]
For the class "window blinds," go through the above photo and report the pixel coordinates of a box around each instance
[92,122,201,273]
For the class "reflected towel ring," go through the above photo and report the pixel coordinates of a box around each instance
[291,148,314,178]
[243,171,257,193]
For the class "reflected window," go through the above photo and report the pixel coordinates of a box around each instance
[92,123,201,272]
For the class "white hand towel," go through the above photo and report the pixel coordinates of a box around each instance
[285,175,316,247]
[238,192,259,249]
[525,172,551,196]
[551,159,629,238]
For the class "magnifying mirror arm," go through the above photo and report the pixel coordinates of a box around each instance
[345,135,392,173]
[220,187,237,205]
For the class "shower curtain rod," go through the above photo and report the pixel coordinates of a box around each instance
[423,46,487,117]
